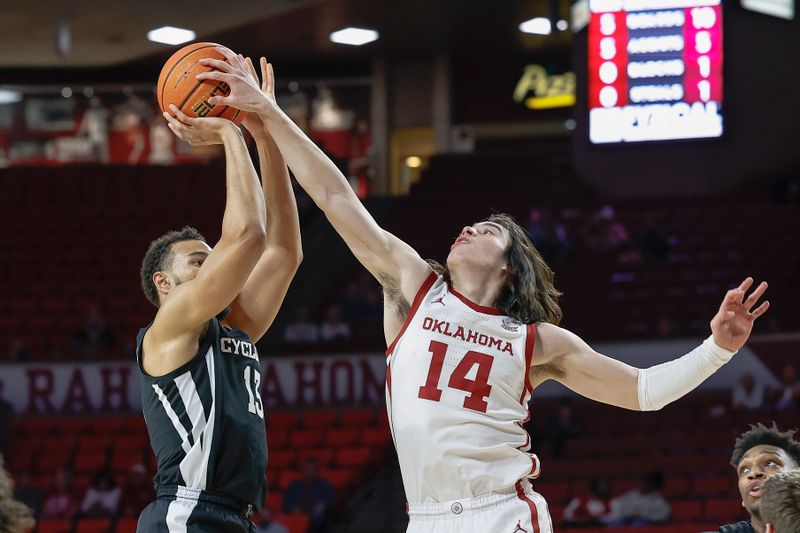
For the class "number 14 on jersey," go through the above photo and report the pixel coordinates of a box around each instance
[418,340,495,413]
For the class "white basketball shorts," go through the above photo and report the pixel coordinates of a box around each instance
[406,479,553,533]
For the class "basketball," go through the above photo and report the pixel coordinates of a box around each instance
[157,41,246,124]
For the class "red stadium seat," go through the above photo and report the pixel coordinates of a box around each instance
[705,498,746,520]
[297,449,334,467]
[265,491,283,513]
[268,449,297,469]
[319,468,354,489]
[302,410,336,429]
[692,476,731,497]
[340,408,376,428]
[275,512,310,533]
[288,430,322,449]
[115,518,138,533]
[324,428,360,448]
[112,451,143,473]
[78,435,114,454]
[335,447,372,468]
[75,518,112,533]
[268,412,301,430]
[73,451,107,473]
[671,499,703,521]
[36,452,72,473]
[267,429,289,449]
[278,470,303,491]
[36,519,72,533]
[359,427,391,447]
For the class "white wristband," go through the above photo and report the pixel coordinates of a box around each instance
[637,336,736,411]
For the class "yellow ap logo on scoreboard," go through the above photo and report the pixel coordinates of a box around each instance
[513,65,576,109]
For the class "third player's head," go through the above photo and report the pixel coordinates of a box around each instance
[140,227,212,308]
[731,423,800,524]
[443,213,562,325]
[761,470,800,533]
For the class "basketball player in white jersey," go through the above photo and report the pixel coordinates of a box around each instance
[199,50,771,533]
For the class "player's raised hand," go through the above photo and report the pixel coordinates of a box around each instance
[710,277,769,352]
[239,56,273,140]
[163,105,239,146]
[196,48,273,115]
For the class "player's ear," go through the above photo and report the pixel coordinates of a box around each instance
[153,271,171,295]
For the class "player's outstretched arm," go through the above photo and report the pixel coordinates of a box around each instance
[223,56,303,342]
[531,277,769,411]
[196,52,432,320]
[144,110,266,376]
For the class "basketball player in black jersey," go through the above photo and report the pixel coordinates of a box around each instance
[136,55,301,532]
[717,424,800,533]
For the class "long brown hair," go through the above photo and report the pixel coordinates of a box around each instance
[429,213,563,325]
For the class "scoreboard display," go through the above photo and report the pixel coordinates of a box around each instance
[588,0,723,144]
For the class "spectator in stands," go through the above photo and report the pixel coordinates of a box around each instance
[284,307,320,344]
[148,118,175,165]
[70,304,114,357]
[638,214,670,262]
[320,306,351,342]
[732,373,766,411]
[77,97,110,164]
[11,473,42,519]
[0,456,34,533]
[119,464,152,517]
[79,470,120,518]
[547,398,583,458]
[282,457,334,531]
[256,507,289,533]
[0,383,12,457]
[720,423,800,533]
[584,205,630,257]
[770,365,800,411]
[761,470,800,533]
[526,207,570,266]
[6,339,30,363]
[564,478,610,527]
[40,469,78,519]
[338,281,373,325]
[602,471,670,525]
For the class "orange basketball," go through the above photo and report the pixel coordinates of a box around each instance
[157,42,246,125]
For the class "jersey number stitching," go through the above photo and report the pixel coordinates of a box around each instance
[244,366,264,419]
[418,340,494,413]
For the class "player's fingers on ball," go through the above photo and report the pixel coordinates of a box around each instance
[199,58,234,73]
[196,70,227,83]
[215,46,238,65]
[207,95,230,106]
[170,105,196,126]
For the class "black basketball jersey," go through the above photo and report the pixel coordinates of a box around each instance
[136,318,267,510]
[718,521,755,533]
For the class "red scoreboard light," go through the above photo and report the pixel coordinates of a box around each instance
[588,0,723,143]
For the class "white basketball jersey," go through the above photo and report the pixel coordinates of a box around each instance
[386,272,540,504]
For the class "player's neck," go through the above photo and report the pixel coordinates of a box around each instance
[449,268,504,308]
[750,515,765,533]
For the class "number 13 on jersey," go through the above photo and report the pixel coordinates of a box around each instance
[244,366,264,418]
[418,340,495,413]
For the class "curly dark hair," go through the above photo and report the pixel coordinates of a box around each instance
[730,422,800,468]
[140,227,206,307]
[428,213,562,325]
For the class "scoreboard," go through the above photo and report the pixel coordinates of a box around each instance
[588,0,723,144]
